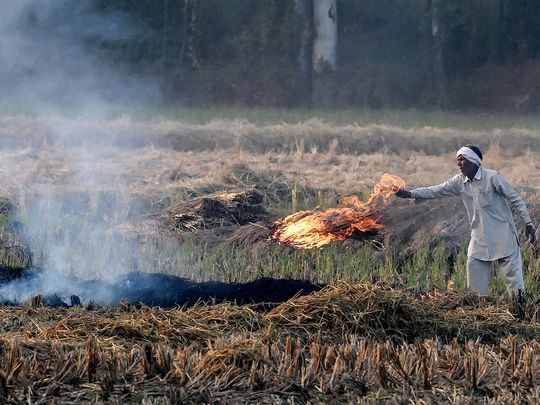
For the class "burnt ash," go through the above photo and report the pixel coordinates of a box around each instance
[0,268,323,308]
[111,273,323,307]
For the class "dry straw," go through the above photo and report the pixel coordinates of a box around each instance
[1,284,540,402]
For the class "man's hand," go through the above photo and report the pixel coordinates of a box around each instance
[393,186,412,199]
[526,223,537,243]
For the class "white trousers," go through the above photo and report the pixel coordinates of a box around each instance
[466,247,525,296]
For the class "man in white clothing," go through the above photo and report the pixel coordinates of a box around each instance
[394,145,536,301]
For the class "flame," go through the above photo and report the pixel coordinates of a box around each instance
[272,173,405,249]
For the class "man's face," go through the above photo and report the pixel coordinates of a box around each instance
[457,155,478,179]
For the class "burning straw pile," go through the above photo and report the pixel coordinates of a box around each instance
[0,283,539,403]
[272,173,404,249]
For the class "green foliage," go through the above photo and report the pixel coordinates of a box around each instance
[523,244,540,297]
[146,235,473,293]
[450,246,467,290]
[132,105,540,131]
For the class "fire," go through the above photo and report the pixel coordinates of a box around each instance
[272,173,405,249]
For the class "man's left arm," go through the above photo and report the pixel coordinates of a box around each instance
[493,174,536,242]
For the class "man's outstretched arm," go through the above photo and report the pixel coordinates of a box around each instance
[394,175,461,199]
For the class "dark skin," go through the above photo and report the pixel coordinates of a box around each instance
[394,155,537,243]
[457,155,479,180]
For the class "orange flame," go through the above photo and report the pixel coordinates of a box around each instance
[272,173,405,249]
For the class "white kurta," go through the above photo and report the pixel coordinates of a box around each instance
[410,167,532,261]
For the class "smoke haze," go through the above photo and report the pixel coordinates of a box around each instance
[0,0,161,112]
[0,1,166,304]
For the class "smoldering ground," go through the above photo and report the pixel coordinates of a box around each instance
[0,268,322,307]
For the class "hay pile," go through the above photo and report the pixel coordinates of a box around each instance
[265,283,540,342]
[382,197,469,257]
[2,284,539,345]
[162,189,268,232]
[217,163,293,205]
[266,283,440,340]
[114,189,270,240]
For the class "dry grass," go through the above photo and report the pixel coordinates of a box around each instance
[1,114,540,402]
[0,115,539,200]
[2,116,536,278]
[0,284,540,403]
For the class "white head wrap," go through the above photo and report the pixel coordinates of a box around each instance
[456,146,482,167]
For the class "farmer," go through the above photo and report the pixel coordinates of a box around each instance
[394,145,536,301]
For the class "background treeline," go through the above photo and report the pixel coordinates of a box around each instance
[94,0,540,111]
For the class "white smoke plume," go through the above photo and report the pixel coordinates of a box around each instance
[0,0,166,304]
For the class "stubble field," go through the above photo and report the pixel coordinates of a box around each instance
[0,111,540,403]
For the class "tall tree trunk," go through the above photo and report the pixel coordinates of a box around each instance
[295,0,313,98]
[171,0,193,103]
[428,0,447,107]
[179,0,189,65]
[312,0,337,105]
[312,0,337,72]
[161,0,169,79]
[496,0,506,63]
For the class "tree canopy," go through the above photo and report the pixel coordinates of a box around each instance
[24,1,540,110]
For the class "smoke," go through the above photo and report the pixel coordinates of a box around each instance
[0,1,168,304]
[0,269,116,305]
[0,0,161,112]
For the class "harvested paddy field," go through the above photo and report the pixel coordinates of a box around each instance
[0,114,539,403]
[3,284,540,403]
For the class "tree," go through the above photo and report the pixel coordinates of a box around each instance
[294,0,313,97]
[311,0,337,104]
[312,0,337,73]
[428,0,447,107]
